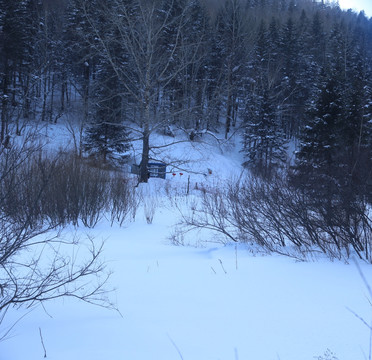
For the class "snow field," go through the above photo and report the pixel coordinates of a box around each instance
[2,199,372,360]
[2,125,372,359]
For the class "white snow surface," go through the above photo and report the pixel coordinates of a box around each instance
[2,123,372,360]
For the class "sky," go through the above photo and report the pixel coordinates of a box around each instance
[338,0,372,18]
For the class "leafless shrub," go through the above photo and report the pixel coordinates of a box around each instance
[229,175,372,261]
[78,162,109,228]
[172,188,240,247]
[143,196,157,224]
[168,228,186,246]
[109,174,138,226]
[0,136,116,335]
[0,149,137,229]
[226,176,321,259]
[176,173,372,262]
[314,349,339,360]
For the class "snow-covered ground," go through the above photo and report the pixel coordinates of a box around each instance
[2,123,372,360]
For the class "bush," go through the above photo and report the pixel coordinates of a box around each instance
[176,173,372,262]
[0,139,131,334]
[0,150,136,229]
[229,175,372,261]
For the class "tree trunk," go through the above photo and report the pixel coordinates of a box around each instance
[139,95,151,183]
[41,73,48,122]
[225,65,232,139]
[225,92,232,139]
[1,60,9,143]
[139,126,150,183]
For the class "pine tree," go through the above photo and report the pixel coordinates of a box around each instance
[339,24,372,203]
[278,16,300,138]
[310,11,326,66]
[293,70,345,217]
[84,62,131,165]
[243,20,287,178]
[83,0,130,165]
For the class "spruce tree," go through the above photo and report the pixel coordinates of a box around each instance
[294,73,343,198]
[243,21,287,178]
[83,19,131,165]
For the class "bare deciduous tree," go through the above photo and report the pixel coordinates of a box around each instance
[81,0,205,182]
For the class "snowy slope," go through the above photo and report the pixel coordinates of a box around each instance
[2,123,372,360]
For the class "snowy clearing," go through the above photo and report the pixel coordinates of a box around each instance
[2,125,372,360]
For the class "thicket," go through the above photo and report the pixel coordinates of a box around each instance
[0,149,136,229]
[175,174,372,262]
[0,135,136,333]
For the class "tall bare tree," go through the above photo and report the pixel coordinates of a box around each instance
[81,0,203,182]
[216,0,248,139]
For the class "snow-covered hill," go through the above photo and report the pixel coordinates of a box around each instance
[2,122,372,360]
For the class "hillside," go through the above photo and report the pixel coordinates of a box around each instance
[1,122,372,360]
[1,0,372,358]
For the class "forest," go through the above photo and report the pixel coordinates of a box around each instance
[2,2,372,357]
[1,0,372,322]
[1,0,371,177]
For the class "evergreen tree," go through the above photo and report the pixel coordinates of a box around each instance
[310,11,326,66]
[84,59,131,165]
[278,16,300,138]
[83,0,130,165]
[243,21,287,178]
[294,74,343,191]
[267,17,280,80]
[339,25,372,203]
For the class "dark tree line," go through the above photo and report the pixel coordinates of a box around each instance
[1,0,372,183]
